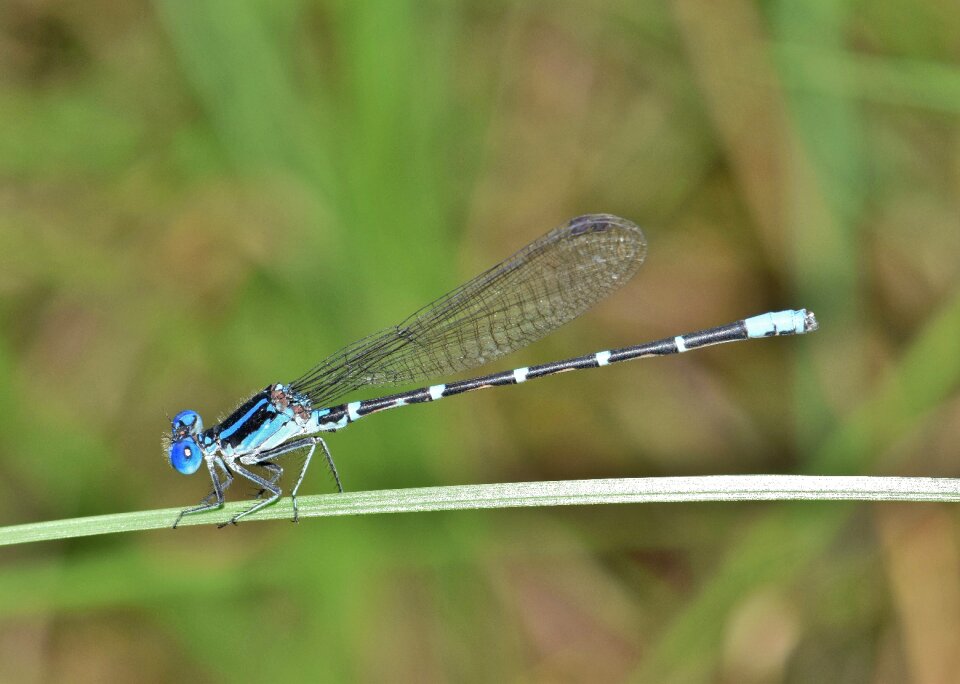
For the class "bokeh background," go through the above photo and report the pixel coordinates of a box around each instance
[1,0,959,681]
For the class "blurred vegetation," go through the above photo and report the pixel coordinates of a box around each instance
[0,0,958,681]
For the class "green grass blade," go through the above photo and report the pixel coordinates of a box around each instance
[2,475,958,547]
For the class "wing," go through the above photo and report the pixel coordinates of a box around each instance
[290,214,647,408]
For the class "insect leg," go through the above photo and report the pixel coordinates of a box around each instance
[173,456,230,528]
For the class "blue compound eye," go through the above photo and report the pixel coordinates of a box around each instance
[171,409,203,438]
[170,437,204,475]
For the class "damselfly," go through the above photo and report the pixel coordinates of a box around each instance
[168,214,817,527]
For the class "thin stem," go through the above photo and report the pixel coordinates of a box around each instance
[1,475,957,547]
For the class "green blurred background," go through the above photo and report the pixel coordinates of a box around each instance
[1,0,959,681]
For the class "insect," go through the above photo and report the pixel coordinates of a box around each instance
[168,214,817,527]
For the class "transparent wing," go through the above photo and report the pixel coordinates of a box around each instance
[291,214,647,408]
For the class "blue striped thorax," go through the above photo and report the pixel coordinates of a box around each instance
[209,384,316,458]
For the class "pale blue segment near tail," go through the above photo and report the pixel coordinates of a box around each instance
[595,351,611,366]
[429,384,445,401]
[513,367,529,383]
[674,336,688,352]
[744,309,807,338]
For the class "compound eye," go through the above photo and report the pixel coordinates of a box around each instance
[170,437,204,475]
[171,410,203,438]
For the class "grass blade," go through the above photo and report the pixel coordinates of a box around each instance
[1,475,958,547]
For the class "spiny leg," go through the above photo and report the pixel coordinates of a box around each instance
[288,438,338,522]
[174,463,226,529]
[222,463,281,527]
[251,446,312,523]
[316,437,342,494]
[198,458,235,505]
[246,436,343,522]
[173,457,231,528]
[287,444,314,523]
[253,462,283,500]
[263,436,341,492]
